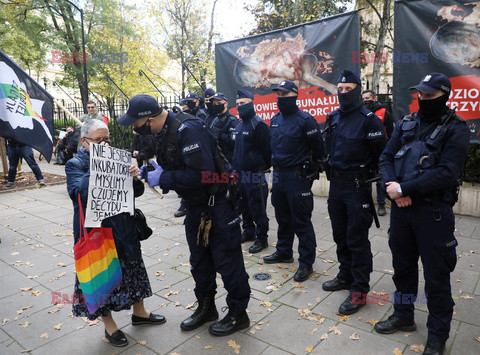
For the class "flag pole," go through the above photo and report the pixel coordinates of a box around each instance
[54,99,83,126]
[0,137,8,183]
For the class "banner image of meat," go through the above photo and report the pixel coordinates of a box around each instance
[0,49,54,161]
[215,11,360,124]
[394,0,480,143]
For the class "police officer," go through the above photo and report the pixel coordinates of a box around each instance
[118,94,251,336]
[376,73,470,355]
[263,80,325,282]
[204,88,216,124]
[174,94,208,218]
[232,89,271,253]
[183,92,207,121]
[208,93,239,162]
[362,89,395,216]
[322,70,386,315]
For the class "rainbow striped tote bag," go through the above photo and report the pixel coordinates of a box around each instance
[74,194,123,314]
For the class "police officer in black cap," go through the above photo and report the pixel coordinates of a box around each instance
[263,80,325,282]
[183,92,207,121]
[204,88,217,124]
[118,94,251,336]
[322,70,386,315]
[232,89,271,253]
[208,93,239,162]
[376,73,470,355]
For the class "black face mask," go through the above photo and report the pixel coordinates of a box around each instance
[277,96,298,114]
[338,85,362,113]
[418,93,449,121]
[186,101,196,110]
[206,101,216,115]
[213,103,225,114]
[237,102,255,120]
[363,100,376,111]
[133,120,152,136]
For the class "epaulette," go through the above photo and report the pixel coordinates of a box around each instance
[359,106,374,117]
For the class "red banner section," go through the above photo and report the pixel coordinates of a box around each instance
[229,87,339,124]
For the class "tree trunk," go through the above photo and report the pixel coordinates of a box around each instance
[371,0,392,92]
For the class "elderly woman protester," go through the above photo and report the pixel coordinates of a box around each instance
[66,120,165,347]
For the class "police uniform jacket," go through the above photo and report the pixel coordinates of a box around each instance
[157,112,218,202]
[232,113,271,173]
[270,108,324,169]
[379,110,470,199]
[326,106,386,172]
[208,111,239,162]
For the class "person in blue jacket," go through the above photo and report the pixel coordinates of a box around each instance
[375,73,470,355]
[232,89,271,253]
[118,94,251,337]
[263,80,325,282]
[208,92,239,162]
[322,70,386,316]
[66,119,165,347]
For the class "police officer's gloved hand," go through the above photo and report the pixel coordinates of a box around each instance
[146,161,164,188]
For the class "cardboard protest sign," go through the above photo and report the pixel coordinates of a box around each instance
[84,143,133,228]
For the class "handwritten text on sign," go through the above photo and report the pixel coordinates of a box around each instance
[84,143,133,228]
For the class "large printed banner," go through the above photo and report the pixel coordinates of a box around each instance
[215,11,360,124]
[394,0,480,143]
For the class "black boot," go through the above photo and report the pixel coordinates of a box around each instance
[322,277,351,291]
[180,293,218,331]
[423,340,445,355]
[374,315,417,334]
[208,309,250,336]
[338,294,365,315]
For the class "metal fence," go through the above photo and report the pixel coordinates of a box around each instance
[53,96,181,149]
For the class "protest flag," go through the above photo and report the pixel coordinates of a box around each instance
[0,49,55,161]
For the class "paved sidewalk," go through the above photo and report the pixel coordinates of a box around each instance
[1,160,479,354]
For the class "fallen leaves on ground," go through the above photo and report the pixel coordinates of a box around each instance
[409,344,425,353]
[260,301,272,307]
[138,340,147,345]
[461,295,474,300]
[19,321,30,328]
[309,328,318,335]
[19,287,33,292]
[365,319,378,326]
[227,339,241,354]
[204,345,214,349]
[185,302,197,309]
[17,305,34,315]
[53,322,64,330]
[349,333,360,340]
[338,315,349,322]
[320,333,328,340]
[305,346,314,353]
[40,333,49,339]
[393,348,403,355]
[329,325,341,335]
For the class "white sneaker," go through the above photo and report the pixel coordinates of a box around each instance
[38,179,46,186]
[5,182,14,188]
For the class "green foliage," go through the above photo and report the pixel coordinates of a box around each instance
[246,0,354,35]
[0,0,50,73]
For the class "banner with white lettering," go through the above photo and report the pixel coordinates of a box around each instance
[85,143,134,228]
[215,11,360,125]
[394,0,480,143]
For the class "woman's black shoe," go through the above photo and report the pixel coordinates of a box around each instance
[132,313,166,325]
[104,329,128,347]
